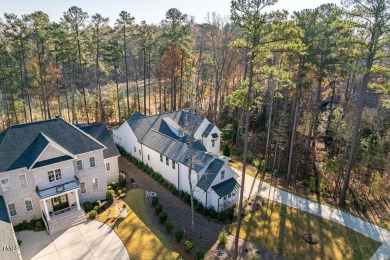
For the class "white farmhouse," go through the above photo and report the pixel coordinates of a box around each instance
[0,118,119,234]
[113,109,239,212]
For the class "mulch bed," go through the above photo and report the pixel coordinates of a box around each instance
[119,156,280,259]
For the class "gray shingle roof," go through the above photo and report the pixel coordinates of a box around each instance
[0,197,20,260]
[212,178,240,198]
[79,124,120,159]
[0,118,105,173]
[0,196,10,223]
[33,155,73,169]
[202,123,215,137]
[196,159,225,191]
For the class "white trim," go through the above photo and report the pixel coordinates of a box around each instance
[1,178,11,192]
[76,160,83,171]
[105,162,111,172]
[24,197,34,212]
[89,156,96,168]
[28,142,50,170]
[7,202,17,217]
[92,178,99,191]
[48,169,63,183]
[18,173,28,187]
[80,182,87,194]
[38,187,79,201]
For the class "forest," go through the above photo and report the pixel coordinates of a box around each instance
[0,0,389,229]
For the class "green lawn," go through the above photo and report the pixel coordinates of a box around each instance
[98,188,179,260]
[229,200,381,260]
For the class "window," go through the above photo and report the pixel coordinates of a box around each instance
[8,203,17,217]
[134,146,136,152]
[166,157,169,166]
[48,169,62,182]
[92,178,99,190]
[1,178,11,191]
[76,160,83,171]
[228,193,232,198]
[148,155,150,161]
[211,139,215,147]
[221,170,225,180]
[160,154,163,162]
[172,161,176,169]
[89,157,96,168]
[105,162,111,172]
[24,198,33,212]
[232,190,236,196]
[139,149,141,155]
[19,174,28,187]
[80,182,86,194]
[224,196,227,201]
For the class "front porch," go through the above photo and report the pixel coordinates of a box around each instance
[35,179,86,234]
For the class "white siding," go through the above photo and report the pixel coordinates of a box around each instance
[104,156,120,183]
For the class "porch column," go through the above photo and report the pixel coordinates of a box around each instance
[43,199,51,221]
[74,190,81,210]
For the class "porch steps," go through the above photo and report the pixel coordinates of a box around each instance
[48,209,86,235]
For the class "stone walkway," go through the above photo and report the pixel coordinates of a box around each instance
[235,169,390,260]
[17,220,129,260]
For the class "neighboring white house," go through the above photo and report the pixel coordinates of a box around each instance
[113,109,239,212]
[0,118,119,234]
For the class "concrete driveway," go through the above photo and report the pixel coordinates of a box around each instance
[16,220,129,260]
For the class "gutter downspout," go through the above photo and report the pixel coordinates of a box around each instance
[218,197,220,212]
[177,163,180,190]
[205,191,208,208]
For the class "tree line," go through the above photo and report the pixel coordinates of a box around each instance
[0,0,389,234]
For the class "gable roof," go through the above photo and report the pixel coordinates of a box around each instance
[196,159,225,191]
[212,178,240,197]
[202,123,215,137]
[0,118,105,173]
[79,123,120,159]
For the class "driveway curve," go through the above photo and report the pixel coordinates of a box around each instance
[17,220,129,260]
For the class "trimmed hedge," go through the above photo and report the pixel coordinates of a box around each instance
[83,201,93,212]
[159,211,168,223]
[89,210,97,219]
[152,196,159,207]
[166,221,174,232]
[175,229,184,242]
[184,240,194,252]
[155,203,163,214]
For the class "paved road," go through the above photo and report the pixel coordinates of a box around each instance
[234,169,390,260]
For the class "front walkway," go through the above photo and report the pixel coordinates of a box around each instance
[17,220,129,260]
[235,169,390,260]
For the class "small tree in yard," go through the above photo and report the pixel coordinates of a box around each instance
[223,144,231,157]
[118,172,126,187]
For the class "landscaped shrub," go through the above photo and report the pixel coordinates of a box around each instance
[107,185,113,190]
[152,196,159,207]
[208,208,218,219]
[93,205,99,212]
[35,220,43,230]
[184,193,191,204]
[89,210,97,219]
[119,193,126,198]
[184,240,194,252]
[223,144,231,157]
[196,251,205,260]
[159,212,168,223]
[117,189,122,195]
[179,190,185,199]
[83,201,93,212]
[95,200,102,207]
[110,181,117,190]
[106,190,115,206]
[171,187,179,196]
[155,203,163,214]
[218,211,226,222]
[218,230,227,244]
[166,221,174,233]
[175,229,184,242]
[130,178,135,183]
[195,203,204,212]
[118,172,126,187]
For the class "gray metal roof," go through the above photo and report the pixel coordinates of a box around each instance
[212,178,240,198]
[202,123,215,137]
[33,155,73,169]
[0,118,105,173]
[196,159,225,191]
[37,179,80,199]
[79,123,120,159]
